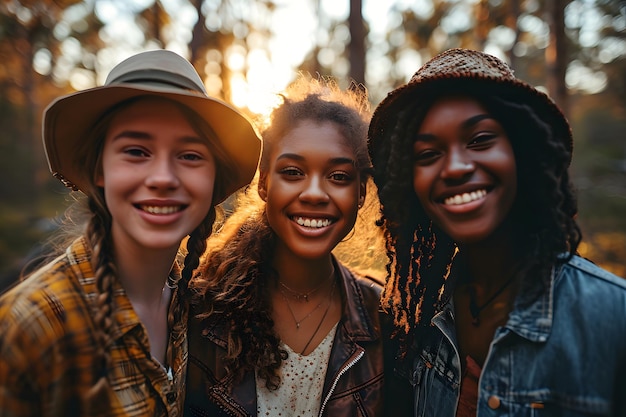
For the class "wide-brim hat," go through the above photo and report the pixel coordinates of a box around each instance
[368,48,573,165]
[43,49,261,203]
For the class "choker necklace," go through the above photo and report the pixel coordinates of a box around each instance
[279,268,334,302]
[467,275,516,327]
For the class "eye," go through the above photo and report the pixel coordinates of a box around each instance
[468,133,497,150]
[124,147,149,158]
[180,152,203,161]
[279,166,303,179]
[329,171,353,182]
[413,148,440,165]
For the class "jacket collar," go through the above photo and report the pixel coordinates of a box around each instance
[333,257,380,342]
[504,265,559,342]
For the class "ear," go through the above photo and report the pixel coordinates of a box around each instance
[358,180,366,209]
[257,172,268,202]
[95,173,104,188]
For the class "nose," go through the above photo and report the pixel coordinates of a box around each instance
[145,156,180,190]
[441,148,475,181]
[299,176,330,204]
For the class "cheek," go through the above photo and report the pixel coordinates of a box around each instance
[412,166,430,204]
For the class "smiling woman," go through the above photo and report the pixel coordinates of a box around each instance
[0,49,261,417]
[185,75,389,417]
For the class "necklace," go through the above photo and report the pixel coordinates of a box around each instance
[299,279,337,355]
[467,275,516,326]
[280,288,325,329]
[279,270,333,302]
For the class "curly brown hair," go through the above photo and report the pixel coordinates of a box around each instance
[190,75,384,390]
[370,82,582,350]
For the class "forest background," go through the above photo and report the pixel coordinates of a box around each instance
[1,0,624,290]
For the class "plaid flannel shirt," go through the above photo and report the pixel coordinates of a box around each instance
[0,237,187,417]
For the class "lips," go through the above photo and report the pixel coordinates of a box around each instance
[292,216,334,228]
[443,189,487,206]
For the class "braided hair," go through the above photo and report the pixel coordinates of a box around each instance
[74,96,235,409]
[192,75,376,390]
[372,82,581,352]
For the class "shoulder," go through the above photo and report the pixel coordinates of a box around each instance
[558,255,626,293]
[338,263,384,296]
[0,251,91,358]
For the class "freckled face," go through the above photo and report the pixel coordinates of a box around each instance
[412,96,517,244]
[96,99,216,256]
[258,120,365,261]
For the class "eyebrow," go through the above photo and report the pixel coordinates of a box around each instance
[415,114,494,142]
[112,130,206,145]
[277,153,356,166]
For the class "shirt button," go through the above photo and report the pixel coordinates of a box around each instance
[166,392,177,404]
[488,395,501,409]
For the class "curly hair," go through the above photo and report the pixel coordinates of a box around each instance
[371,81,582,350]
[191,75,380,390]
[57,96,236,409]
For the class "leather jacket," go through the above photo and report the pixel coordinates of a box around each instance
[184,260,386,417]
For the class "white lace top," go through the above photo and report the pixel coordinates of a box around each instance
[256,323,338,416]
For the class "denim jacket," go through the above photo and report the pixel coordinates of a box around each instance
[389,255,626,417]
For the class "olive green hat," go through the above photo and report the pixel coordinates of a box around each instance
[368,48,572,164]
[43,49,261,202]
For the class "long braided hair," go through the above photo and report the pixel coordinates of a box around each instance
[371,82,582,353]
[191,75,376,390]
[73,96,235,409]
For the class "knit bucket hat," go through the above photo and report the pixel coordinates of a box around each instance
[43,49,261,203]
[368,48,573,165]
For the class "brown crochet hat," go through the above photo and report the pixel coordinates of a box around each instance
[43,49,261,203]
[369,48,573,163]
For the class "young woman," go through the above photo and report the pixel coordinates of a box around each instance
[369,48,626,416]
[184,76,387,416]
[0,49,260,416]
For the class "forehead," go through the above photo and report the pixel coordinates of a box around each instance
[273,119,353,157]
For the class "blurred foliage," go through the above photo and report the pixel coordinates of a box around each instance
[1,0,625,290]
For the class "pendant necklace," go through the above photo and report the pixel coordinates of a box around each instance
[467,274,516,326]
[280,275,336,330]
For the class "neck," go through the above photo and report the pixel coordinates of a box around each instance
[112,242,179,304]
[271,252,335,293]
[459,234,520,290]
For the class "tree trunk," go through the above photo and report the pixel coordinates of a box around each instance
[348,0,365,84]
[545,0,568,117]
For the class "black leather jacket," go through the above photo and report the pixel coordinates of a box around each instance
[184,261,387,417]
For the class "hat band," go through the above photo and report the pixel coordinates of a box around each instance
[108,70,207,95]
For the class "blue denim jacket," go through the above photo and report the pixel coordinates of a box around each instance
[394,255,626,416]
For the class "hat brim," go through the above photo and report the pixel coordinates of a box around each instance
[369,75,573,164]
[43,83,261,202]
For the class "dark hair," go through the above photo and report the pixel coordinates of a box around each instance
[371,82,581,347]
[55,95,236,407]
[191,75,379,389]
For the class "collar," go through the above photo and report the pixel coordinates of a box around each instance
[67,237,182,345]
[333,257,381,342]
[503,264,559,342]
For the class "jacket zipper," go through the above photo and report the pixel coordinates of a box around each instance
[318,350,364,416]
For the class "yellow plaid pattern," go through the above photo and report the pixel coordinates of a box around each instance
[0,237,187,416]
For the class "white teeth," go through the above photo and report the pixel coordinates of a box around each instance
[141,205,181,214]
[444,189,487,206]
[295,217,332,228]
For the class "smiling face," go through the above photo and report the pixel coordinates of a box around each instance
[258,119,365,261]
[412,95,517,244]
[96,98,216,256]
